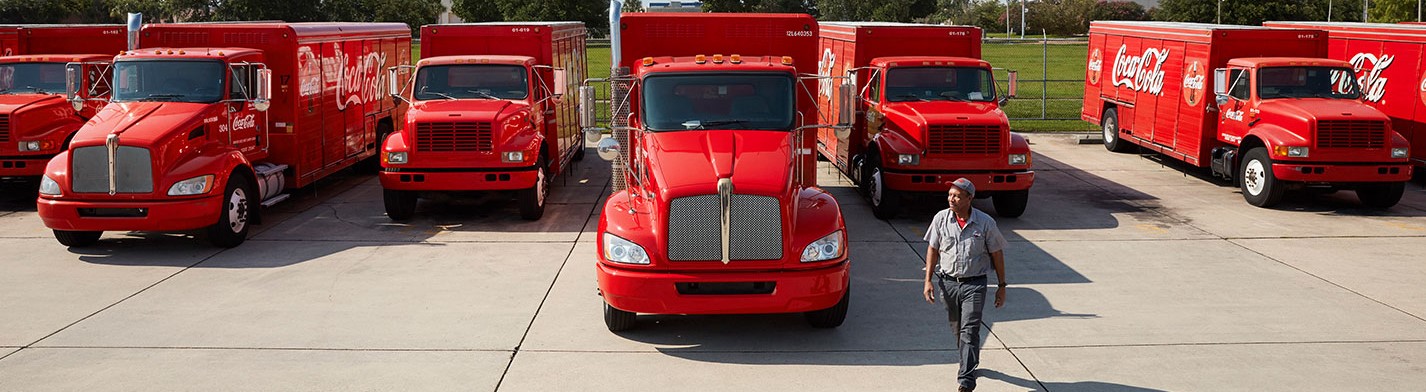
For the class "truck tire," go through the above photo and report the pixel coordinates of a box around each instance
[384,189,417,221]
[805,287,850,328]
[1356,182,1405,209]
[518,156,549,220]
[1239,147,1285,207]
[1102,108,1133,153]
[604,301,637,331]
[573,134,586,161]
[868,163,901,220]
[53,230,101,247]
[207,176,253,248]
[992,189,1030,218]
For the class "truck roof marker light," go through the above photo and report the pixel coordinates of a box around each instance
[178,50,185,55]
[712,54,724,64]
[642,57,655,67]
[782,56,794,65]
[730,54,742,64]
[694,54,706,64]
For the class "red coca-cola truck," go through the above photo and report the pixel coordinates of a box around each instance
[1,25,126,179]
[1083,22,1411,208]
[580,11,854,331]
[38,21,411,248]
[1263,21,1426,170]
[816,22,1031,219]
[380,22,586,221]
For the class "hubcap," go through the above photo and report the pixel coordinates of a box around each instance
[536,165,547,206]
[228,187,248,233]
[1103,116,1115,142]
[870,169,883,206]
[1243,159,1266,196]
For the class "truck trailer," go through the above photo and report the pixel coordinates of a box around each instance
[1083,21,1411,208]
[381,22,586,221]
[581,11,854,331]
[38,21,411,248]
[816,22,1031,219]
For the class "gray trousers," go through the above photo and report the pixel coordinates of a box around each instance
[938,275,987,390]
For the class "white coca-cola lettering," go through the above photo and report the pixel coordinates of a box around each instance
[232,114,256,131]
[1183,75,1204,90]
[817,48,835,101]
[297,46,321,97]
[1330,53,1392,102]
[316,43,389,110]
[1110,45,1169,95]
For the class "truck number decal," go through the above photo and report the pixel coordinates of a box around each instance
[1111,44,1169,95]
[786,31,813,37]
[1332,52,1392,103]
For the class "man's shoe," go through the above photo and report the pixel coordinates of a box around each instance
[958,387,973,392]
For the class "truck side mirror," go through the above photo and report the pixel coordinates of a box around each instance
[1213,68,1227,96]
[837,78,855,127]
[553,69,568,98]
[66,65,83,112]
[252,68,271,112]
[388,67,400,100]
[1006,70,1019,98]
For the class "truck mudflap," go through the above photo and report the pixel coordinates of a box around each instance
[0,156,51,177]
[597,261,850,315]
[36,195,222,232]
[881,169,1034,193]
[1270,162,1411,183]
[379,167,539,192]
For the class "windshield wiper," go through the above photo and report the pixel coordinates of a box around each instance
[143,94,187,101]
[465,90,500,100]
[23,85,50,94]
[681,120,751,130]
[893,94,928,102]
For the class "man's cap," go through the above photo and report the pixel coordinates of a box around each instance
[950,177,975,197]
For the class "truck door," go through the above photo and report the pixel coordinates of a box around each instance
[1217,67,1252,145]
[226,62,265,156]
[860,67,884,161]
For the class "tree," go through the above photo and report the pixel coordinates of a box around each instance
[497,0,610,36]
[1152,0,1342,24]
[450,0,503,22]
[967,0,1006,32]
[1026,0,1095,36]
[704,0,816,14]
[106,0,216,22]
[623,0,645,13]
[1092,1,1148,22]
[0,0,78,23]
[1369,0,1419,22]
[320,0,441,35]
[817,0,933,22]
[216,0,323,22]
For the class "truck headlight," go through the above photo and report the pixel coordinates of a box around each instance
[603,233,650,265]
[39,175,61,195]
[1008,153,1028,165]
[385,151,407,165]
[1391,147,1409,159]
[18,141,41,151]
[801,230,844,262]
[502,151,524,163]
[1274,146,1309,158]
[897,154,919,166]
[167,175,214,196]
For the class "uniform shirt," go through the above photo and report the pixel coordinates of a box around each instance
[924,207,1007,278]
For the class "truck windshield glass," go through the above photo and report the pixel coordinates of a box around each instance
[642,73,795,131]
[0,62,67,94]
[415,65,528,100]
[112,60,224,103]
[884,67,995,102]
[1258,66,1360,100]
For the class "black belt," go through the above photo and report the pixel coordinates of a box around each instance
[938,273,986,283]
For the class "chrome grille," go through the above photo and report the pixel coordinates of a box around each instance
[0,114,8,142]
[415,121,493,152]
[928,124,1001,154]
[71,146,153,193]
[667,194,783,261]
[1317,120,1386,149]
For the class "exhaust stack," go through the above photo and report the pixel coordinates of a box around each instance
[127,13,141,51]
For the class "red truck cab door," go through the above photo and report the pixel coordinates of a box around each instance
[862,68,885,148]
[1216,67,1252,146]
[225,57,267,157]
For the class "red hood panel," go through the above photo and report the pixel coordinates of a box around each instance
[883,101,1004,124]
[1257,99,1388,123]
[409,99,513,122]
[645,130,793,199]
[0,94,67,114]
[76,102,210,146]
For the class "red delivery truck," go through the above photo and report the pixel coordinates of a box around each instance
[816,22,1032,219]
[580,11,854,331]
[1083,22,1411,208]
[1263,21,1426,170]
[38,21,411,248]
[381,22,587,221]
[1,25,126,180]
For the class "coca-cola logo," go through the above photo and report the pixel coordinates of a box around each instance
[297,46,321,97]
[303,43,389,111]
[232,114,256,131]
[1087,48,1102,85]
[1111,45,1170,95]
[817,48,836,101]
[1419,72,1426,106]
[1183,60,1205,107]
[1330,52,1392,103]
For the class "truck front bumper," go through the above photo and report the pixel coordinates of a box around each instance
[596,261,850,315]
[379,167,538,192]
[37,195,222,232]
[1271,162,1411,183]
[882,169,1035,193]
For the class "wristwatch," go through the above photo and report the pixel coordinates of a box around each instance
[997,282,1007,287]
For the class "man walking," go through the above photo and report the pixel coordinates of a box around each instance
[922,178,1008,392]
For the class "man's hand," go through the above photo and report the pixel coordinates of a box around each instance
[994,287,1006,308]
[923,281,936,304]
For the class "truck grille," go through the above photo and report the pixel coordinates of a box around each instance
[70,146,154,194]
[667,194,783,261]
[0,114,9,142]
[1317,120,1386,149]
[415,121,493,152]
[928,124,1001,154]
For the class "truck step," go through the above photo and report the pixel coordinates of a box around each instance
[260,193,290,208]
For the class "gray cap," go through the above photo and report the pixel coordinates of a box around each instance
[950,177,975,197]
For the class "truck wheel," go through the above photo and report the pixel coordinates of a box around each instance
[805,287,850,328]
[53,230,101,247]
[207,176,253,248]
[1356,182,1405,209]
[868,164,901,220]
[604,302,637,331]
[1239,147,1285,207]
[992,190,1030,218]
[384,189,417,221]
[518,156,549,220]
[1102,108,1132,153]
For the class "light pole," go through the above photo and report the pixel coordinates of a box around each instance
[1328,0,1333,22]
[1020,0,1027,39]
[1217,0,1222,24]
[1005,0,1010,37]
[1364,0,1369,22]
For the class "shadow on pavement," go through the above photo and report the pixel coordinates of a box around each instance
[980,369,1168,392]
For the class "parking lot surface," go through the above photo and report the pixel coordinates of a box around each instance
[2,134,1424,391]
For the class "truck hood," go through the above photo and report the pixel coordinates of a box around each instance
[1256,99,1388,124]
[74,102,210,146]
[881,101,1005,145]
[408,99,514,122]
[643,130,794,200]
[0,94,68,116]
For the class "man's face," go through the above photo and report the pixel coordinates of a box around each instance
[947,186,971,211]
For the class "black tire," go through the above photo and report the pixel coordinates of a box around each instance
[867,162,901,220]
[518,155,549,221]
[1356,182,1405,209]
[573,134,586,162]
[384,189,417,221]
[53,230,101,247]
[992,189,1030,218]
[1239,147,1285,207]
[805,287,850,328]
[1102,107,1133,153]
[207,175,254,248]
[603,301,637,332]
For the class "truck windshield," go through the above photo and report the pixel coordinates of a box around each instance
[1258,66,1361,100]
[884,66,995,102]
[111,60,224,103]
[414,65,528,100]
[642,73,795,131]
[0,62,67,94]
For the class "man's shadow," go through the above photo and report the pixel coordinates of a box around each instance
[980,369,1168,392]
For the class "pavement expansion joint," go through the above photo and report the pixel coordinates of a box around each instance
[1226,239,1426,324]
[25,346,515,353]
[1004,339,1426,351]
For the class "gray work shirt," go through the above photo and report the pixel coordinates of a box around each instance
[924,208,1007,278]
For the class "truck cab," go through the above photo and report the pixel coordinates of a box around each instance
[0,54,113,178]
[1210,57,1412,206]
[853,56,1032,218]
